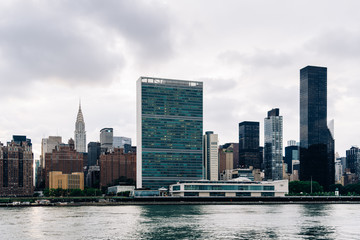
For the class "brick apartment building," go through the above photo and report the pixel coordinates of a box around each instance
[0,136,33,196]
[100,148,136,187]
[44,138,86,188]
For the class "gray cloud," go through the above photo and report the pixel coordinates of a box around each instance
[306,29,360,60]
[218,49,293,68]
[73,0,174,62]
[1,0,360,158]
[200,77,239,94]
[0,2,124,87]
[0,0,173,89]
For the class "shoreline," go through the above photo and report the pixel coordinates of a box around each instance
[2,196,360,206]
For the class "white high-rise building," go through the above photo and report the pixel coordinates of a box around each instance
[204,131,219,181]
[41,136,62,168]
[74,103,86,153]
[264,108,283,180]
[335,159,342,183]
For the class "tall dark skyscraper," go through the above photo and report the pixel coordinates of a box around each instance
[238,121,261,169]
[346,146,360,180]
[300,66,335,190]
[87,142,101,166]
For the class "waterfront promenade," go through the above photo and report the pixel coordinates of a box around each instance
[2,196,360,206]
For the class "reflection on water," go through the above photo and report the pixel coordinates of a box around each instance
[298,204,336,240]
[138,205,203,240]
[0,204,359,240]
[300,225,336,240]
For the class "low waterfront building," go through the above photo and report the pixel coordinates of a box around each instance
[49,171,84,190]
[107,185,135,195]
[132,189,161,197]
[169,179,288,197]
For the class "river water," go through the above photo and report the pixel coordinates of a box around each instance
[0,204,359,239]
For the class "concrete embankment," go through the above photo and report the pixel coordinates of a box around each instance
[2,196,360,206]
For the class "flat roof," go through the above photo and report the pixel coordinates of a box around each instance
[139,76,203,88]
[173,180,287,185]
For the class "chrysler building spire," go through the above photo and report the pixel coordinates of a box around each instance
[74,101,86,152]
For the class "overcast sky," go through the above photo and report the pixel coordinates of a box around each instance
[1,0,360,158]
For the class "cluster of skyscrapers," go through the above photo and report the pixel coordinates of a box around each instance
[1,65,357,197]
[136,66,337,191]
[0,102,136,196]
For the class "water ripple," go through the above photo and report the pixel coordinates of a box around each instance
[0,204,359,240]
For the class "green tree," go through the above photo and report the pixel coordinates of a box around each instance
[85,188,100,196]
[344,183,360,195]
[43,188,50,197]
[69,189,84,196]
[289,181,324,194]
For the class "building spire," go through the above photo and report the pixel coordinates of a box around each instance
[76,100,84,123]
[75,99,86,152]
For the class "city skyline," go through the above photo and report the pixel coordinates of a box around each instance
[1,1,360,158]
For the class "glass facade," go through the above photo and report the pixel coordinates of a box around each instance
[87,142,101,167]
[284,145,299,173]
[238,121,261,169]
[210,192,225,197]
[133,190,160,197]
[138,77,203,189]
[261,192,275,197]
[264,108,283,180]
[170,180,288,197]
[184,192,199,196]
[183,184,274,191]
[300,66,335,190]
[236,192,251,196]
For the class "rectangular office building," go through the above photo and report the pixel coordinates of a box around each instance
[137,77,203,189]
[300,66,335,190]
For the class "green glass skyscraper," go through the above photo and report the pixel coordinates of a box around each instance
[136,77,203,189]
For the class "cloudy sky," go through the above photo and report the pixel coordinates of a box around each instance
[0,0,359,158]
